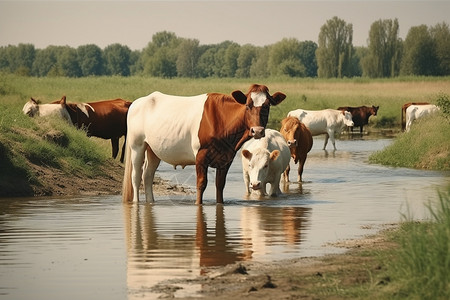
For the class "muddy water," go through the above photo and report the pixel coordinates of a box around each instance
[0,137,448,299]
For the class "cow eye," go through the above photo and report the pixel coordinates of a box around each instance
[264,164,268,168]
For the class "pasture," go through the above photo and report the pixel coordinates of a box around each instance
[2,74,450,130]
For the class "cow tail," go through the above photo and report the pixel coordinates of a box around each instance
[122,141,133,202]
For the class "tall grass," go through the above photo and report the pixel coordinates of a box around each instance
[386,188,450,299]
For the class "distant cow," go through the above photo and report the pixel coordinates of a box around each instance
[405,104,439,132]
[401,102,430,131]
[122,84,286,204]
[241,129,291,197]
[280,117,313,182]
[58,96,131,163]
[337,105,379,134]
[287,109,354,150]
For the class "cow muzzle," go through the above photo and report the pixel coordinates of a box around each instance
[250,126,265,139]
[250,182,261,190]
[287,139,297,148]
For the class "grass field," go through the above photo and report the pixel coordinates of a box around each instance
[2,74,450,129]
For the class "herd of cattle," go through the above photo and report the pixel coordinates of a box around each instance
[22,85,440,203]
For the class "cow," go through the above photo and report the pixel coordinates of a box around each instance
[122,84,286,204]
[241,129,291,197]
[22,97,71,121]
[401,102,430,131]
[280,116,313,183]
[405,104,439,132]
[57,96,132,163]
[287,109,354,150]
[337,105,379,134]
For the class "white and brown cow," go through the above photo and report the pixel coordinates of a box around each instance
[122,84,286,204]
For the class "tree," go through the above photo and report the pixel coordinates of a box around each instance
[401,25,438,76]
[176,38,200,77]
[298,41,318,77]
[430,22,450,75]
[77,44,104,76]
[141,31,180,77]
[316,16,353,78]
[2,44,35,75]
[58,46,81,77]
[236,44,257,78]
[268,38,305,77]
[362,19,402,78]
[103,43,131,76]
[223,42,240,77]
[250,46,270,78]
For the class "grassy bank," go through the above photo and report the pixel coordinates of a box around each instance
[369,94,450,170]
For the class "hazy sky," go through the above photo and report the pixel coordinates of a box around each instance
[1,1,449,50]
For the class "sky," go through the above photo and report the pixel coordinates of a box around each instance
[1,1,449,50]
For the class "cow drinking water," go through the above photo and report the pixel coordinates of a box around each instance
[122,84,286,204]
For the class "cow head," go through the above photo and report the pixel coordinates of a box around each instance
[242,148,280,191]
[342,111,354,127]
[280,116,301,162]
[232,84,286,139]
[22,98,40,117]
[371,105,379,116]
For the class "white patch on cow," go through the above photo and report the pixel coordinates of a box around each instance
[127,92,208,168]
[22,100,71,122]
[77,103,95,117]
[251,92,267,107]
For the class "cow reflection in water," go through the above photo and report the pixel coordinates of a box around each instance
[124,203,311,290]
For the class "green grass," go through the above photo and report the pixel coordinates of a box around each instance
[381,188,450,299]
[369,113,450,170]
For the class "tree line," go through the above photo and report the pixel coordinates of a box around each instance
[1,17,449,78]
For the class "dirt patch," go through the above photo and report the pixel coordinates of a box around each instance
[4,159,192,198]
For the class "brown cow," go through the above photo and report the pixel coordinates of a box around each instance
[280,116,313,182]
[54,96,132,163]
[122,84,286,204]
[337,105,379,134]
[401,102,430,131]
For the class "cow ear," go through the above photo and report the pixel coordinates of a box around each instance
[269,92,286,106]
[270,150,280,161]
[30,97,38,104]
[242,149,252,160]
[59,96,67,105]
[231,90,247,105]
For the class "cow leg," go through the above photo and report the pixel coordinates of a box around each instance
[323,133,329,150]
[195,151,208,205]
[327,129,337,150]
[130,144,146,202]
[360,126,363,135]
[297,154,307,182]
[111,137,119,159]
[283,163,291,182]
[142,144,160,202]
[243,169,251,195]
[216,162,232,204]
[120,135,126,163]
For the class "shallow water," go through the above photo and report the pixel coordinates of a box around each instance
[0,137,448,299]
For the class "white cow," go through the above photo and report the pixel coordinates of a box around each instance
[287,109,354,150]
[405,104,440,132]
[241,129,291,197]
